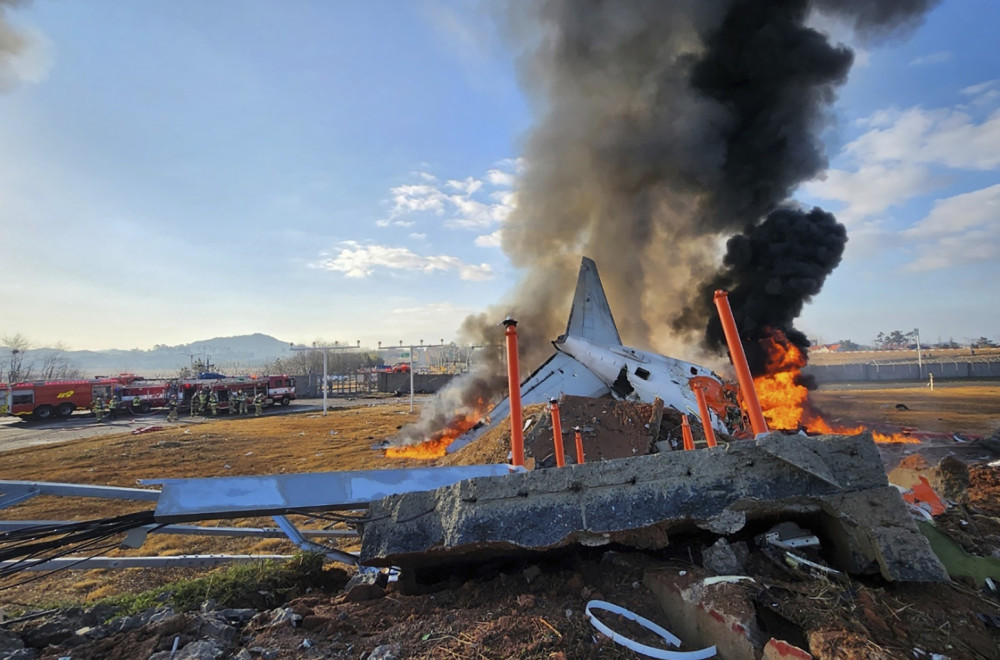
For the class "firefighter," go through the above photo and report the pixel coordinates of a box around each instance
[253,393,264,417]
[166,394,179,422]
[198,388,209,415]
[92,396,105,422]
[108,394,121,421]
[209,390,219,416]
[131,395,143,415]
[229,390,239,415]
[238,390,248,415]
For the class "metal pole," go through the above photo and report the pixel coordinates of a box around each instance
[504,318,525,467]
[409,345,415,413]
[322,348,328,416]
[712,290,769,436]
[914,328,922,380]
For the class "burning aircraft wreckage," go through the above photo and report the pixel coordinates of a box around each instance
[3,256,1000,657]
[0,259,963,581]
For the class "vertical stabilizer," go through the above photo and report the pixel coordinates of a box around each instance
[564,257,622,346]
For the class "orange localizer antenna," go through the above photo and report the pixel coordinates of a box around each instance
[691,383,718,448]
[574,426,585,464]
[712,290,769,436]
[503,318,525,467]
[681,414,695,451]
[549,398,566,467]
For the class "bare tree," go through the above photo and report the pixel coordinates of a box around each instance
[38,342,82,380]
[2,333,33,383]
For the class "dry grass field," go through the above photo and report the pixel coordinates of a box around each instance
[1,385,998,607]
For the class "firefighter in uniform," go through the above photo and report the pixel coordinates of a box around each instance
[131,395,143,415]
[253,393,264,416]
[92,396,105,422]
[209,390,219,416]
[167,394,179,422]
[229,390,239,415]
[108,394,121,421]
[238,390,248,415]
[198,388,209,415]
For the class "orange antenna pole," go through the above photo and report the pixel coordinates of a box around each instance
[574,426,585,465]
[503,318,525,467]
[712,290,769,436]
[549,398,566,467]
[681,414,695,451]
[691,383,718,448]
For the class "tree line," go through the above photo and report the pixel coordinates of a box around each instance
[832,331,998,352]
[2,333,82,383]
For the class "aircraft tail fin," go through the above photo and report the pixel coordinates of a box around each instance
[564,257,622,346]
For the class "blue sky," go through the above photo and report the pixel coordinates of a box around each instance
[1,0,998,352]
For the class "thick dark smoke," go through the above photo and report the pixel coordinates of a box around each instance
[704,206,848,375]
[400,0,938,444]
[468,0,935,367]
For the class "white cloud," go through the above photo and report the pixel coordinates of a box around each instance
[377,158,521,231]
[802,163,936,226]
[486,168,515,186]
[901,184,1000,272]
[806,91,1000,274]
[409,232,426,240]
[909,51,953,67]
[313,241,494,281]
[474,229,503,248]
[445,176,483,195]
[846,106,1000,170]
[961,80,998,96]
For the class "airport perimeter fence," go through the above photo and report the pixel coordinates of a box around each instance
[804,357,1000,384]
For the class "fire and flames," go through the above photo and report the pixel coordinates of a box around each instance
[384,402,488,460]
[753,328,917,443]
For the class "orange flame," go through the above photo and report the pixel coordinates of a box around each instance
[753,329,918,443]
[385,400,488,460]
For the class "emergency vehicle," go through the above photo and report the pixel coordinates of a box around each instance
[0,378,122,420]
[1,374,295,420]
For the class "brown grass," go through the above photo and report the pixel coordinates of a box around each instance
[2,386,998,607]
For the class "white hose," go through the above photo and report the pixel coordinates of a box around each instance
[585,600,716,659]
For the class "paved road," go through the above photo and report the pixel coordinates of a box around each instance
[0,396,424,454]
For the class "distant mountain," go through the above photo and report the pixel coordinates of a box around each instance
[1,334,294,379]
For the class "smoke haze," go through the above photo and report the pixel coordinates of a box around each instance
[462,0,937,370]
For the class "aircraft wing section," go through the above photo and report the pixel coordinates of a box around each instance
[564,257,622,346]
[445,351,610,454]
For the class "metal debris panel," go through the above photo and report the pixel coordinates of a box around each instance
[145,465,516,522]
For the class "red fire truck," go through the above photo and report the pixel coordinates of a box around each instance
[0,378,122,420]
[0,375,295,420]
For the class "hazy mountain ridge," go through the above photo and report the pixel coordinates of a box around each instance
[2,334,294,378]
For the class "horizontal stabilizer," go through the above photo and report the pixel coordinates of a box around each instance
[565,257,621,346]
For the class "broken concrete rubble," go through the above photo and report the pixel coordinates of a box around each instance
[361,432,948,582]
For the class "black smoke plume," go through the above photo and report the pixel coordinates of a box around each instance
[405,0,938,443]
[704,206,848,375]
[471,0,936,369]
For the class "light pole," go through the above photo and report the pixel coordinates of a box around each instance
[290,342,351,416]
[914,328,922,379]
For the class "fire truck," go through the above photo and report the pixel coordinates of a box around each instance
[0,378,122,420]
[1,374,295,420]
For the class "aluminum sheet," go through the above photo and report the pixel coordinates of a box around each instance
[145,464,515,522]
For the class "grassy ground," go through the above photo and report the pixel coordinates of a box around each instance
[1,385,998,608]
